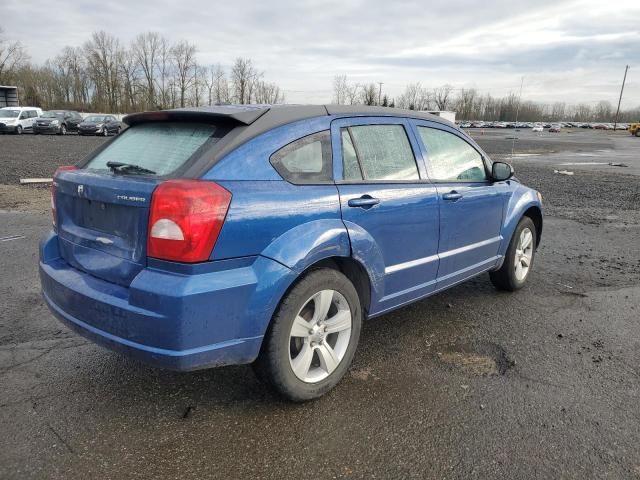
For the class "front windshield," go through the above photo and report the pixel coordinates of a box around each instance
[85,116,106,122]
[0,110,19,118]
[42,111,65,119]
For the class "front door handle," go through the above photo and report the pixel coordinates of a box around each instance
[348,195,380,209]
[442,191,463,201]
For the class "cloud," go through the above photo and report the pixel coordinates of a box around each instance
[2,0,639,105]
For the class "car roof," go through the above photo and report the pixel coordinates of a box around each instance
[123,104,453,163]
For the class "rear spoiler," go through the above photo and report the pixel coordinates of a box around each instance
[123,106,270,127]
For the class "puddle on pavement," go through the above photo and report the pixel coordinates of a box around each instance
[436,341,514,376]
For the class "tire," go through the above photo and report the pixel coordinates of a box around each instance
[59,124,67,135]
[103,127,108,137]
[635,130,640,137]
[16,125,23,135]
[116,126,121,135]
[253,268,362,402]
[490,216,537,291]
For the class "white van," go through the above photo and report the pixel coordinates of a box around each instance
[0,106,43,134]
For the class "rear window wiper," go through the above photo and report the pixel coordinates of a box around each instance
[106,161,156,175]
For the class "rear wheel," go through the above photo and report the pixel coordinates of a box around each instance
[490,216,537,291]
[253,268,362,401]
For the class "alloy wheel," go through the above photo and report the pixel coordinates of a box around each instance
[514,227,534,281]
[289,289,352,383]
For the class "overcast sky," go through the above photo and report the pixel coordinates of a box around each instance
[3,0,639,106]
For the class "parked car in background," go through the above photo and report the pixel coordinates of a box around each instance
[532,124,543,132]
[33,110,83,135]
[548,124,561,133]
[0,106,42,134]
[593,123,609,130]
[40,105,543,401]
[77,115,122,136]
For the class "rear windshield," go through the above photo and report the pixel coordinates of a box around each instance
[84,122,217,176]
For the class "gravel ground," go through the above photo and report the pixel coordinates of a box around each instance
[1,129,639,479]
[0,133,106,185]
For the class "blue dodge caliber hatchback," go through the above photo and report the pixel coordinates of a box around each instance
[40,105,542,401]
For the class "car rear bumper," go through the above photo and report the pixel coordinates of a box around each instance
[39,231,294,371]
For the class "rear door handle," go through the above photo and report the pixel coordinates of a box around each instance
[348,196,380,209]
[442,191,463,201]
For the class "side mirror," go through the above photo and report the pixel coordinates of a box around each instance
[492,162,514,181]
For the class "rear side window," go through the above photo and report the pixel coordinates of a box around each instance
[340,125,419,181]
[85,122,217,176]
[417,127,487,182]
[270,130,332,184]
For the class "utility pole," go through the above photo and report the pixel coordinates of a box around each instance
[378,82,383,106]
[613,65,630,131]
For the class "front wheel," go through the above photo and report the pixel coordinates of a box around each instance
[59,124,67,135]
[253,268,362,401]
[16,125,23,135]
[102,127,108,137]
[490,216,537,291]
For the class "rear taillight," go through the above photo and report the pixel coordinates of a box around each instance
[51,166,77,227]
[147,179,232,263]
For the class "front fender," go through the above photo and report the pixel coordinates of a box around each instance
[260,219,351,273]
[498,184,543,258]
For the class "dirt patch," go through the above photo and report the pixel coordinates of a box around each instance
[437,341,514,376]
[0,184,50,214]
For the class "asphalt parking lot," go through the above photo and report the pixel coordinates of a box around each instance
[1,129,639,479]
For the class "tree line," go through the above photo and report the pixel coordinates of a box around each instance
[333,76,640,123]
[1,26,637,122]
[0,28,284,112]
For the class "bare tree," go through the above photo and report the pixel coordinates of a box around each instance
[396,83,430,110]
[432,84,453,111]
[132,32,162,109]
[361,83,378,106]
[231,58,260,104]
[332,75,348,104]
[0,27,29,83]
[154,37,172,108]
[254,80,284,104]
[346,82,361,105]
[212,64,229,104]
[455,88,477,120]
[84,31,123,111]
[171,41,197,108]
[119,49,139,111]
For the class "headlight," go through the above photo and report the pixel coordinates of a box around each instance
[96,123,104,128]
[51,120,60,125]
[536,191,543,203]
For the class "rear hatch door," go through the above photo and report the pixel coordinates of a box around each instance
[55,170,157,286]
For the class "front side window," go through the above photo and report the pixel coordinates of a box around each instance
[341,124,419,181]
[418,127,487,182]
[270,130,332,184]
[85,122,217,176]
